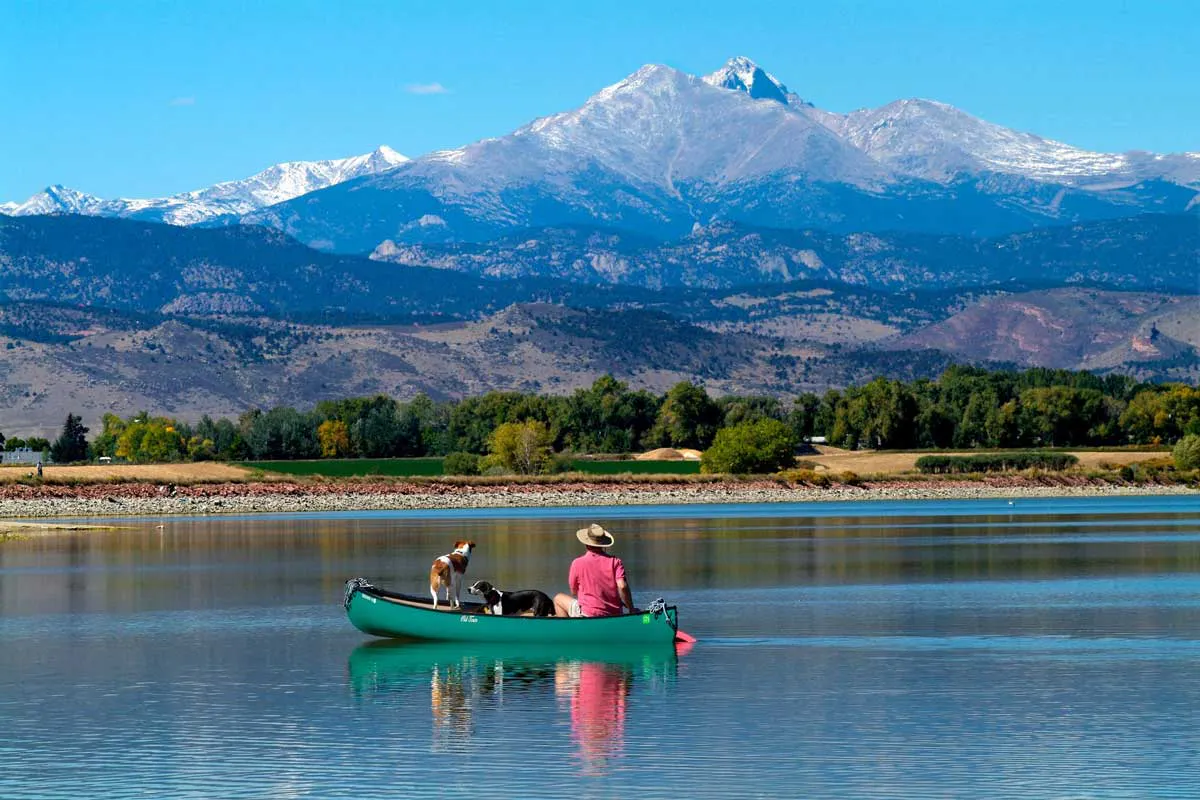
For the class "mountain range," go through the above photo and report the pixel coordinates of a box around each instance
[242,57,1199,253]
[1,146,407,225]
[5,57,1197,251]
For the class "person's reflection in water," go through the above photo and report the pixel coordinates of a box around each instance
[556,660,632,776]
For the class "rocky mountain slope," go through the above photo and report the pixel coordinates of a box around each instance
[887,289,1198,368]
[370,214,1200,292]
[1,146,407,225]
[0,214,637,320]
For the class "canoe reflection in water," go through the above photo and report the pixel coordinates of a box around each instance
[348,641,680,767]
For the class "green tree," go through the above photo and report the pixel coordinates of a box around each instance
[560,376,658,454]
[447,391,553,454]
[244,407,318,460]
[813,390,841,439]
[836,378,918,450]
[1018,387,1106,447]
[649,382,722,449]
[91,413,126,458]
[701,418,797,475]
[914,403,956,449]
[406,393,453,455]
[955,390,998,448]
[788,393,822,443]
[196,415,245,460]
[1119,390,1164,443]
[1174,435,1200,470]
[719,395,785,428]
[488,421,553,474]
[49,414,89,463]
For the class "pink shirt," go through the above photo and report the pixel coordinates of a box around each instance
[568,550,626,617]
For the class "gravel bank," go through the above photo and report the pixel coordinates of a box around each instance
[0,479,1195,520]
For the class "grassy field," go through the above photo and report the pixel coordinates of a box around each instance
[0,448,1169,485]
[0,462,252,483]
[242,458,445,477]
[807,446,1168,475]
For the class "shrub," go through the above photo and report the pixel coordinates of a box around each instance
[547,452,577,474]
[778,468,831,487]
[478,454,511,476]
[702,419,798,475]
[915,452,1079,474]
[442,451,481,476]
[1174,435,1200,471]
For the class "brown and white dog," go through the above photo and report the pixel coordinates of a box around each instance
[429,540,475,609]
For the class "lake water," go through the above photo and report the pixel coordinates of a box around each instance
[2,496,1200,799]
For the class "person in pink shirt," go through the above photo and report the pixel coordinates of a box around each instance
[553,523,636,618]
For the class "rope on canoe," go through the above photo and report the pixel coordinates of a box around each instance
[343,577,375,611]
[645,597,667,617]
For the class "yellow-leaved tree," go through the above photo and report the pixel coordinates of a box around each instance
[317,420,352,458]
[487,421,553,475]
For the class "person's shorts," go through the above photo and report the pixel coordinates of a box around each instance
[568,599,585,618]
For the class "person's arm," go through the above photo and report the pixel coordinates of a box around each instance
[569,560,580,596]
[617,578,634,614]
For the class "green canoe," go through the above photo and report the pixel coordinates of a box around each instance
[343,578,680,644]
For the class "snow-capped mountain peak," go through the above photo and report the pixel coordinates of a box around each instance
[404,59,883,194]
[703,56,792,105]
[4,184,107,216]
[1,146,409,225]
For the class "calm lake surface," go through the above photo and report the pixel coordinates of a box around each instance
[3,495,1200,799]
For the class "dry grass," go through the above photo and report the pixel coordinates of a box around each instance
[806,447,1166,476]
[0,462,254,484]
[0,448,1174,487]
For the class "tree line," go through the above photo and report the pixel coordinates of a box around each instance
[16,367,1200,464]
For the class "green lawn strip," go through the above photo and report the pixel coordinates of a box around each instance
[239,458,445,477]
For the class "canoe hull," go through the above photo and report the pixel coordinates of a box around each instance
[344,579,679,644]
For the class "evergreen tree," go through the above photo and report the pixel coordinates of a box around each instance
[49,414,89,463]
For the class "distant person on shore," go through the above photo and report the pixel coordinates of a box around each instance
[554,524,636,618]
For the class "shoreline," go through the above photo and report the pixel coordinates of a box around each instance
[0,478,1195,520]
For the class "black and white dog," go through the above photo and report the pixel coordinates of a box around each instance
[468,580,555,617]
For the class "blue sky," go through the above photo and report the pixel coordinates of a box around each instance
[2,0,1196,201]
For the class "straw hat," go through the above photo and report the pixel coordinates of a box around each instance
[575,523,615,548]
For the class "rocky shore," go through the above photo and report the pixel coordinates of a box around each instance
[0,477,1195,520]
